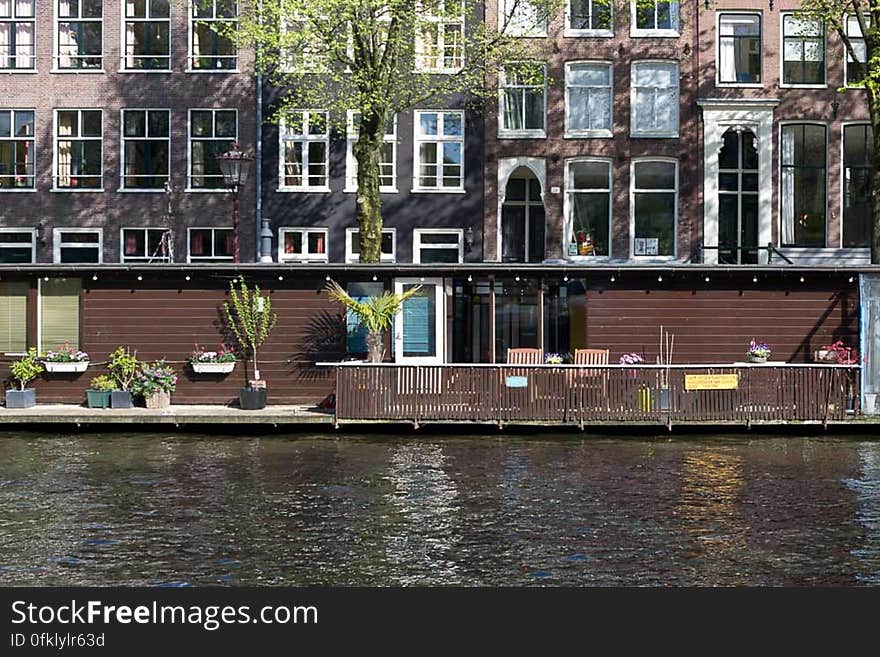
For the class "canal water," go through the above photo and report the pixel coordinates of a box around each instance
[1,432,878,586]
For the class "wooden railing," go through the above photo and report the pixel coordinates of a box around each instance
[328,363,861,427]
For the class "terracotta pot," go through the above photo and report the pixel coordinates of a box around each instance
[145,391,171,409]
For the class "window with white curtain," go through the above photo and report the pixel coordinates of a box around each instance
[414,110,464,190]
[279,227,328,262]
[188,108,236,189]
[415,0,464,72]
[566,159,611,257]
[280,110,329,191]
[280,18,328,72]
[782,14,825,85]
[0,109,35,189]
[846,15,869,86]
[499,63,546,137]
[780,124,826,247]
[345,111,397,192]
[123,0,170,70]
[56,0,103,69]
[567,0,612,36]
[631,0,678,36]
[632,159,677,257]
[190,0,237,70]
[0,0,35,69]
[500,0,547,37]
[565,61,612,137]
[630,61,678,138]
[54,109,102,189]
[718,13,761,84]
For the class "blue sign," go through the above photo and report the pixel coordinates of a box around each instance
[505,375,528,388]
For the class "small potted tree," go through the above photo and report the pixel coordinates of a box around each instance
[224,276,277,410]
[85,374,115,409]
[6,348,43,409]
[107,346,138,408]
[132,360,177,409]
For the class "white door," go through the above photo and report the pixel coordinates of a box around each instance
[394,278,445,364]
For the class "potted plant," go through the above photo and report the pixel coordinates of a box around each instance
[325,279,421,363]
[42,343,90,373]
[747,339,771,363]
[85,374,115,409]
[132,360,177,409]
[620,352,645,379]
[190,344,237,374]
[545,353,564,365]
[224,276,277,410]
[576,230,594,256]
[107,346,138,408]
[5,348,43,409]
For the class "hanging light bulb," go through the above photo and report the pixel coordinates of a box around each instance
[799,276,805,283]
[137,275,143,281]
[610,275,616,283]
[704,276,710,283]
[753,276,758,283]
[657,275,663,282]
[563,275,569,282]
[467,274,473,282]
[278,275,284,281]
[372,275,378,281]
[185,275,191,281]
[92,274,98,281]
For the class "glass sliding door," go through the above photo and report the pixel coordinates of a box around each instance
[394,278,445,364]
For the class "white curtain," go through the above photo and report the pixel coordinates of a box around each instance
[16,22,32,68]
[192,23,202,67]
[719,27,736,82]
[58,23,75,67]
[502,89,524,131]
[0,25,8,69]
[125,23,135,68]
[781,128,795,245]
[16,0,33,16]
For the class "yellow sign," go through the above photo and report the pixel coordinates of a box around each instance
[684,374,739,391]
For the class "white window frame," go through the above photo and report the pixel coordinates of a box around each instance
[0,0,36,70]
[564,157,612,260]
[0,228,37,263]
[188,0,238,73]
[413,110,465,192]
[52,108,103,192]
[413,228,463,264]
[278,227,329,263]
[120,227,172,263]
[716,12,763,88]
[345,227,396,263]
[499,0,547,38]
[780,12,826,89]
[498,62,547,139]
[279,17,331,73]
[278,110,330,192]
[120,108,171,191]
[53,227,103,263]
[629,157,678,260]
[630,60,679,138]
[186,226,233,262]
[415,0,464,73]
[53,0,104,72]
[0,108,36,191]
[845,14,869,89]
[564,60,613,138]
[120,0,171,72]
[630,0,678,37]
[565,0,613,38]
[187,107,237,191]
[344,110,398,193]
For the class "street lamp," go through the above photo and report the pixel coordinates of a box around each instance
[215,143,254,263]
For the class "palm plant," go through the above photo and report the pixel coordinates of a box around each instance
[326,279,422,363]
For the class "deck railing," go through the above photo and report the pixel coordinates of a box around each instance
[328,363,861,427]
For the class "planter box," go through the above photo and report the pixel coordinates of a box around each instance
[5,388,36,409]
[145,391,171,409]
[240,386,267,410]
[748,355,768,363]
[111,391,133,409]
[44,361,89,373]
[192,361,236,375]
[86,389,111,409]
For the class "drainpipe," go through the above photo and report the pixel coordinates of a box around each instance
[255,0,265,262]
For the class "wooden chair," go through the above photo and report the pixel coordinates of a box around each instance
[571,349,610,413]
[574,349,609,368]
[506,348,543,364]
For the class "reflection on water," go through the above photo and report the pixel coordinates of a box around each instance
[0,433,877,586]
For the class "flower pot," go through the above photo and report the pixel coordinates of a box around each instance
[5,388,36,409]
[145,391,171,409]
[864,393,877,415]
[192,361,236,375]
[86,389,111,409]
[44,361,89,373]
[748,355,768,363]
[111,390,133,409]
[239,386,267,410]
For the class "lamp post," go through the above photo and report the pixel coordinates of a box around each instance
[215,143,254,263]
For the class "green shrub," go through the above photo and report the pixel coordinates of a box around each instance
[107,347,139,391]
[89,375,116,392]
[9,348,43,391]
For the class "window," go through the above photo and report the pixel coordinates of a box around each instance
[53,228,102,263]
[188,227,232,261]
[565,61,612,137]
[567,0,612,36]
[416,0,464,72]
[278,227,328,262]
[190,0,237,70]
[56,0,103,69]
[501,173,544,262]
[40,277,80,353]
[280,110,329,191]
[500,0,547,37]
[566,159,611,257]
[345,228,395,263]
[121,109,170,189]
[782,14,825,85]
[345,111,397,192]
[188,109,236,189]
[0,0,35,70]
[632,159,677,257]
[0,229,35,263]
[345,281,383,353]
[0,109,35,189]
[0,281,27,353]
[846,15,869,87]
[54,109,102,189]
[121,227,171,262]
[414,110,464,190]
[280,18,328,72]
[843,124,872,248]
[780,124,826,247]
[123,0,170,70]
[413,228,463,263]
[499,63,546,138]
[630,61,679,138]
[632,0,678,36]
[718,13,761,84]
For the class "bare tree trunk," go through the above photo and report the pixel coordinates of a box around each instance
[366,330,385,363]
[354,114,385,263]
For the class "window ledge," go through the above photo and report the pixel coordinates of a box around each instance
[564,29,614,38]
[184,187,228,193]
[0,69,37,74]
[717,82,763,88]
[499,130,547,139]
[631,131,679,139]
[0,188,37,192]
[630,29,680,38]
[50,68,105,74]
[279,258,330,264]
[185,69,241,74]
[505,31,549,38]
[276,186,331,193]
[411,187,466,194]
[414,67,465,75]
[564,130,613,139]
[566,255,613,263]
[50,188,105,193]
[779,83,828,89]
[343,187,399,194]
[118,69,173,74]
[631,255,678,262]
[117,188,168,193]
